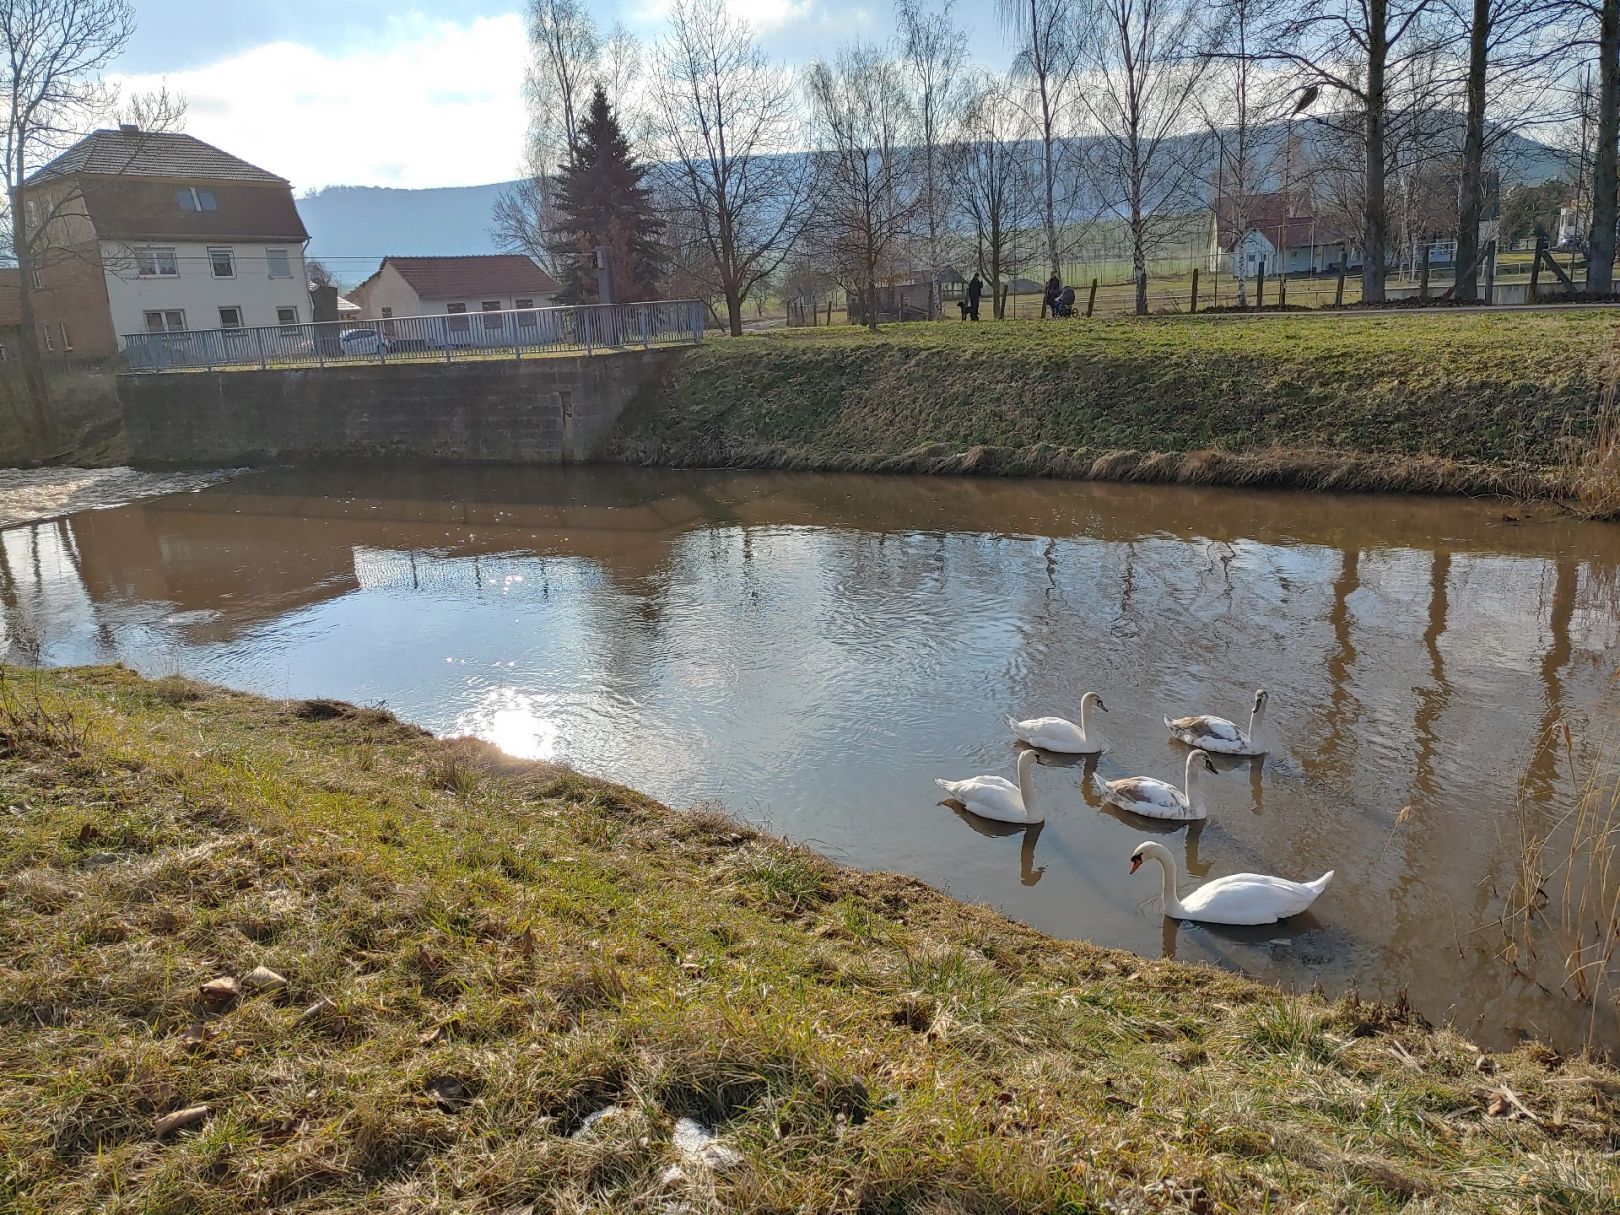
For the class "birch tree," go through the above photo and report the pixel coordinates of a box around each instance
[995,0,1084,277]
[897,0,969,317]
[955,77,1038,318]
[650,0,816,335]
[1078,0,1214,315]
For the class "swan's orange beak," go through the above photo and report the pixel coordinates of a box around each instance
[1129,857,1142,874]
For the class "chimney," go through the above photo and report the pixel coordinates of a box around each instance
[118,123,139,134]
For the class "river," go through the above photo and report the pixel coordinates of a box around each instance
[2,464,1616,1053]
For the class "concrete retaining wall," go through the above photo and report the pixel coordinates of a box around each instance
[120,349,680,466]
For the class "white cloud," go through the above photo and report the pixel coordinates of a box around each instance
[113,14,529,190]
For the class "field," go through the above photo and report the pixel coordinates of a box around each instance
[614,310,1617,499]
[1,665,1617,1213]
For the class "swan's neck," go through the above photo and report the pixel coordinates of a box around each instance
[1153,853,1184,917]
[1248,699,1267,741]
[1017,760,1037,814]
[1078,696,1093,739]
[1183,752,1202,800]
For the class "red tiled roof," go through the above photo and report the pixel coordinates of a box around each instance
[27,129,288,185]
[1215,190,1351,252]
[381,255,559,300]
[76,177,308,242]
[0,268,20,329]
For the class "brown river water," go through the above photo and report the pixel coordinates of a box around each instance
[2,465,1617,1053]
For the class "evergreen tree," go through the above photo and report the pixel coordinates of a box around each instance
[552,87,664,303]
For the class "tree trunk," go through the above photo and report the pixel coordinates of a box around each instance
[1363,0,1389,304]
[7,184,53,441]
[1589,0,1620,295]
[1131,194,1148,316]
[725,287,743,338]
[1453,0,1489,302]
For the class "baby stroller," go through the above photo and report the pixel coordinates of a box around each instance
[1051,285,1077,318]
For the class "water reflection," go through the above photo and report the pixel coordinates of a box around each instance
[1,464,1617,1053]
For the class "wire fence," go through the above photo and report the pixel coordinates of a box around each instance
[121,300,707,373]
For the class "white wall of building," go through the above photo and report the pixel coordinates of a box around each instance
[101,240,310,345]
[350,264,422,320]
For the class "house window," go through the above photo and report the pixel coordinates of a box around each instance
[42,324,54,352]
[266,248,291,278]
[137,247,179,277]
[481,300,503,331]
[177,187,217,212]
[144,310,186,333]
[515,298,538,328]
[276,306,298,327]
[30,267,42,289]
[219,306,243,330]
[59,322,72,351]
[0,342,7,362]
[447,302,469,332]
[209,248,236,278]
[380,306,395,336]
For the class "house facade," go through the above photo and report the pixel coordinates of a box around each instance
[0,269,20,365]
[21,126,311,358]
[349,256,559,326]
[1209,190,1361,278]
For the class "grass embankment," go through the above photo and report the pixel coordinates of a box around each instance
[3,667,1618,1213]
[613,313,1616,500]
[0,367,124,467]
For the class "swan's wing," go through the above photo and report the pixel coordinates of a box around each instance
[1012,715,1086,749]
[1180,873,1325,923]
[1105,777,1192,819]
[1168,714,1242,742]
[940,774,1016,798]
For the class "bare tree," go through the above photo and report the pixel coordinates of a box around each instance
[1078,0,1214,315]
[955,77,1038,318]
[995,0,1084,277]
[897,0,969,318]
[2,0,136,437]
[806,45,920,332]
[492,0,603,271]
[1204,0,1290,306]
[649,0,816,336]
[1562,0,1620,291]
[1265,0,1451,303]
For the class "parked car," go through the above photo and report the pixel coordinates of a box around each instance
[339,328,391,356]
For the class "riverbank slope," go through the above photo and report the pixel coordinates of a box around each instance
[2,666,1615,1212]
[610,313,1616,500]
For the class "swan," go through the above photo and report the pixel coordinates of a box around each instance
[1093,749,1217,821]
[1007,691,1107,754]
[1165,689,1269,756]
[1128,840,1333,925]
[936,748,1042,824]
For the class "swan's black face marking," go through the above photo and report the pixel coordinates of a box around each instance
[1202,755,1219,774]
[1129,856,1144,874]
[1095,699,1109,713]
[1255,690,1269,709]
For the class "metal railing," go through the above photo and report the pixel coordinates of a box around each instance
[121,299,707,372]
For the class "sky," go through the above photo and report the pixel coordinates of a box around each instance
[111,1,1012,192]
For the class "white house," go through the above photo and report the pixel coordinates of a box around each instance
[22,126,311,357]
[1209,190,1361,278]
[349,255,559,327]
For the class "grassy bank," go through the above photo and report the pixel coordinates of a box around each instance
[612,313,1617,499]
[0,366,125,467]
[2,667,1617,1212]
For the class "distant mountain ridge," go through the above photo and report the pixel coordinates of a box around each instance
[297,118,1570,277]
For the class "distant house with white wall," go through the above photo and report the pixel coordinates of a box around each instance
[20,126,311,357]
[349,256,559,330]
[1209,190,1361,278]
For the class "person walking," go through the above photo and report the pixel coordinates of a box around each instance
[966,273,984,321]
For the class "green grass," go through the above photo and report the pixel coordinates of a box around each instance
[2,665,1618,1212]
[612,312,1618,499]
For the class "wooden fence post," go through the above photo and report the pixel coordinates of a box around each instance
[1419,244,1431,301]
[1255,266,1266,310]
[1483,240,1496,305]
[1189,266,1199,314]
[1335,255,1347,307]
[1278,273,1287,308]
[1086,278,1098,318]
[1528,234,1543,304]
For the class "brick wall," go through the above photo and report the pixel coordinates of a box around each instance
[120,349,679,466]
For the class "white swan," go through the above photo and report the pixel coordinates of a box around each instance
[1129,840,1333,925]
[936,749,1042,824]
[1093,749,1216,821]
[1165,689,1269,756]
[1007,691,1107,754]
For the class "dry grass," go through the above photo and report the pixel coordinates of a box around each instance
[612,313,1610,505]
[3,665,1619,1213]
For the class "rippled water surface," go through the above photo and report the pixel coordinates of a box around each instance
[3,465,1617,1051]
